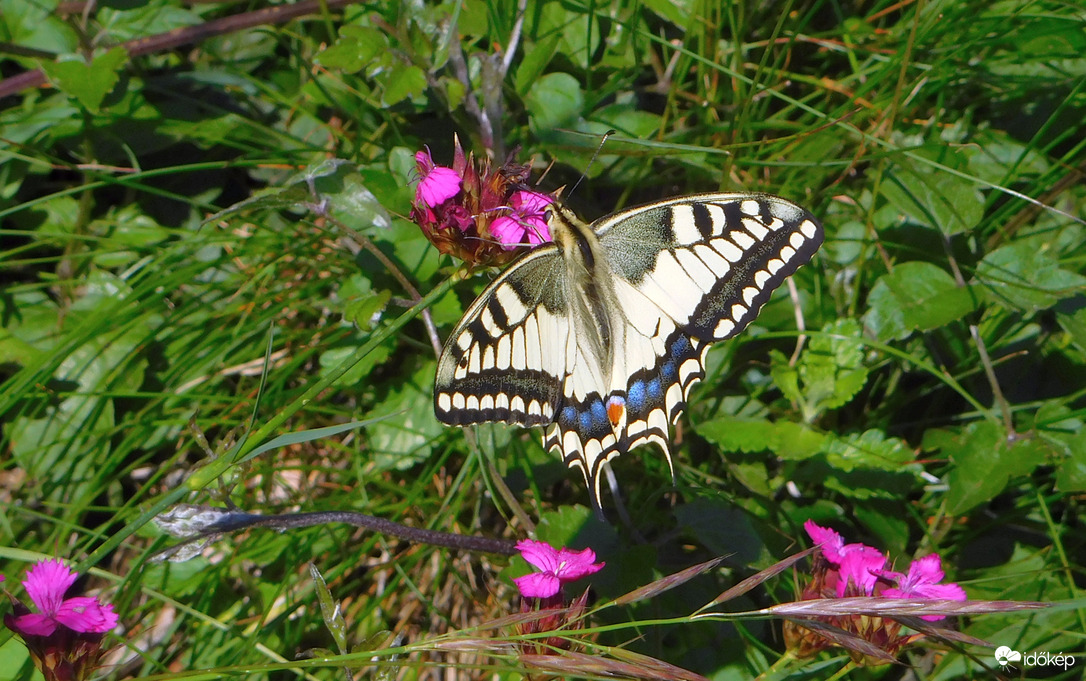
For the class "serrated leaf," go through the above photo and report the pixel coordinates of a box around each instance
[770,319,868,420]
[864,262,976,341]
[925,421,1049,514]
[822,430,914,472]
[344,290,392,331]
[40,47,127,112]
[1054,431,1086,492]
[696,417,825,460]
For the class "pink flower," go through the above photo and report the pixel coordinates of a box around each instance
[3,560,118,681]
[880,554,967,621]
[414,149,461,207]
[804,520,887,597]
[513,539,604,599]
[5,560,118,637]
[490,190,553,249]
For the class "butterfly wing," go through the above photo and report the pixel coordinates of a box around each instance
[435,192,823,508]
[434,246,572,428]
[543,193,823,501]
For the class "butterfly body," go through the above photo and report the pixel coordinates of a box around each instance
[435,193,823,505]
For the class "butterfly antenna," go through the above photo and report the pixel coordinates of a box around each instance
[566,129,617,199]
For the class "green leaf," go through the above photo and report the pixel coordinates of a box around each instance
[515,34,561,97]
[975,242,1086,312]
[1057,298,1086,355]
[881,145,984,236]
[822,429,914,472]
[1055,431,1086,492]
[318,339,394,386]
[341,278,392,331]
[308,563,348,654]
[316,26,387,72]
[39,47,127,112]
[696,417,825,460]
[366,362,442,471]
[925,421,1049,514]
[526,72,584,132]
[864,262,976,341]
[381,64,427,106]
[770,318,868,420]
[675,498,765,564]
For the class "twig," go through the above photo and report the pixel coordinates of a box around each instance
[0,0,366,102]
[153,506,518,562]
[969,324,1014,434]
[312,204,444,359]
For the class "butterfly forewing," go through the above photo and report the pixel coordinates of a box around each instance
[434,249,569,427]
[434,192,823,507]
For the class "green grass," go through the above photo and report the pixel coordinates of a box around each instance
[2,0,1085,679]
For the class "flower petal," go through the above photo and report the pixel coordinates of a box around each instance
[522,217,552,245]
[553,547,605,582]
[510,190,554,215]
[55,597,119,634]
[516,539,561,573]
[417,166,462,207]
[24,560,78,616]
[836,546,887,597]
[803,521,845,561]
[9,612,58,637]
[513,572,561,599]
[490,216,526,249]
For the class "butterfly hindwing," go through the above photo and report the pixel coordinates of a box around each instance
[434,192,823,507]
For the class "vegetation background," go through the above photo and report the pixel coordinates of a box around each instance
[1,0,1084,678]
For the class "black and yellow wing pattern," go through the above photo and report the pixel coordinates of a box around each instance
[434,193,823,506]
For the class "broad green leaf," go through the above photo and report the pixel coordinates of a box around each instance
[381,64,427,106]
[594,105,662,139]
[975,243,1086,312]
[641,0,692,25]
[316,26,387,72]
[40,47,127,112]
[526,72,584,132]
[676,498,765,564]
[925,421,1049,514]
[1057,299,1086,355]
[0,0,78,55]
[318,339,393,386]
[864,262,976,341]
[881,145,984,235]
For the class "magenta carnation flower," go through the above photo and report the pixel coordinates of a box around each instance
[414,148,462,208]
[490,190,554,249]
[6,560,118,637]
[513,539,604,599]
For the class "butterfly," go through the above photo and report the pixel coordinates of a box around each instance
[434,193,823,507]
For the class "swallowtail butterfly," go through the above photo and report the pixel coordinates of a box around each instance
[434,193,823,506]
